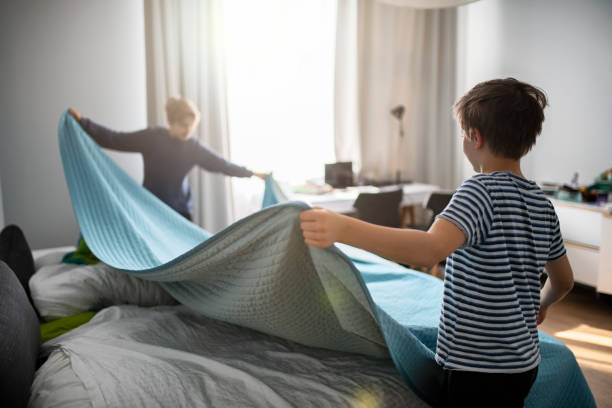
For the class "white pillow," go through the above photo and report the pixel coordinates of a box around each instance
[32,246,75,271]
[29,262,177,321]
[29,350,92,408]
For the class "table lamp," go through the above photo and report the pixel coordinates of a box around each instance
[390,105,405,183]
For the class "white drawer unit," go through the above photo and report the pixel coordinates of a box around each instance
[565,244,600,287]
[551,199,612,295]
[554,204,602,248]
[597,215,612,294]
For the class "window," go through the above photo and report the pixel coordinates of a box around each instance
[224,0,337,220]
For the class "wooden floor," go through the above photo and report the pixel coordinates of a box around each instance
[539,286,612,408]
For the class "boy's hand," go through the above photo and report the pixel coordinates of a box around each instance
[69,108,82,122]
[300,208,346,248]
[536,306,548,325]
[253,172,270,180]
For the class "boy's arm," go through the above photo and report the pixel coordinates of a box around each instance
[537,255,574,324]
[299,208,465,267]
[193,140,253,178]
[69,108,147,153]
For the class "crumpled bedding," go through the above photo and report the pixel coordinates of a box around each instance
[32,304,426,408]
[58,110,596,407]
[29,262,176,320]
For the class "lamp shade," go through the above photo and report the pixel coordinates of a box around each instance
[391,105,405,120]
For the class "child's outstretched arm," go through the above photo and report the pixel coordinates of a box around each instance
[299,207,465,268]
[68,108,148,152]
[537,255,574,324]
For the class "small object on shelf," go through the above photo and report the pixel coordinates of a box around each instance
[579,186,598,203]
[599,168,612,182]
[557,172,582,202]
[562,171,580,191]
[555,189,582,203]
[583,167,612,206]
[540,182,560,196]
[595,191,609,206]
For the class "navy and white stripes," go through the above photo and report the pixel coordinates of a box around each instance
[435,171,566,373]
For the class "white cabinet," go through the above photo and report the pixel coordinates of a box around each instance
[597,216,612,294]
[551,199,612,294]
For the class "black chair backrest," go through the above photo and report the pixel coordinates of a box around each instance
[0,225,37,316]
[353,188,403,227]
[0,260,40,407]
[424,191,455,229]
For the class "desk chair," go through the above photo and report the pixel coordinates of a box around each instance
[353,189,403,228]
[422,190,455,230]
[412,190,454,277]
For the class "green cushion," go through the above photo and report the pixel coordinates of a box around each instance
[62,236,100,265]
[40,311,96,343]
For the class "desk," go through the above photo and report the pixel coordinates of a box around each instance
[289,183,440,225]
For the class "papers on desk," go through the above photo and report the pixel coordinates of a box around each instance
[292,182,333,195]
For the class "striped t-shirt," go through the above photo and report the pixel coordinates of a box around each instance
[435,171,566,373]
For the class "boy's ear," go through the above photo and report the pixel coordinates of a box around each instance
[470,128,484,149]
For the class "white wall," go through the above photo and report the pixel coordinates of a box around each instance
[0,175,4,229]
[0,1,147,249]
[458,0,612,185]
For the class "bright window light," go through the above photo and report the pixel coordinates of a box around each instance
[224,0,337,220]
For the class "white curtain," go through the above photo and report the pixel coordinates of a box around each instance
[144,0,233,232]
[223,0,337,222]
[375,0,477,8]
[335,0,459,189]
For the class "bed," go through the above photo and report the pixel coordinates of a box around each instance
[0,228,596,408]
[0,111,596,407]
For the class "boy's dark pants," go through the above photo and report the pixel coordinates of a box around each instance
[444,365,538,408]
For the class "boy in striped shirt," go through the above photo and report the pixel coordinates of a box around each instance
[300,78,574,407]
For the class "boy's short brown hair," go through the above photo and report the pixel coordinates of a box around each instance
[165,97,201,125]
[454,78,548,159]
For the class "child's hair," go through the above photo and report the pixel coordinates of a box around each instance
[454,78,548,159]
[165,97,201,125]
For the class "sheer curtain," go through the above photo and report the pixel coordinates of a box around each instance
[223,0,337,221]
[335,0,461,189]
[376,0,477,7]
[144,0,234,232]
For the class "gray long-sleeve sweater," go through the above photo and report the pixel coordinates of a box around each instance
[80,118,252,216]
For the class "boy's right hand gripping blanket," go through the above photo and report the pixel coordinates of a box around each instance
[58,111,595,408]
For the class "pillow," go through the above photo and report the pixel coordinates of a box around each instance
[32,247,75,271]
[30,262,178,321]
[0,260,41,407]
[29,351,91,408]
[0,225,36,310]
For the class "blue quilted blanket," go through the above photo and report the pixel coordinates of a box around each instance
[59,111,595,407]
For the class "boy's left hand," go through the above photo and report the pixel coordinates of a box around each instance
[253,172,270,180]
[536,306,548,325]
[68,108,81,122]
[300,208,346,248]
